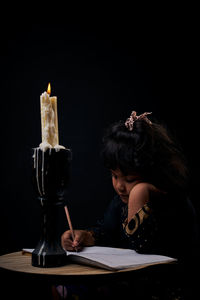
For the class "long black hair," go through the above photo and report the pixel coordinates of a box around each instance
[101,118,189,193]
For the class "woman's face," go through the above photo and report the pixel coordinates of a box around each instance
[111,169,142,203]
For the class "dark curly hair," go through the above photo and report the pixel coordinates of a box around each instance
[101,118,189,193]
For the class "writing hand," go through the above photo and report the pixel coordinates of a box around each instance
[61,230,95,251]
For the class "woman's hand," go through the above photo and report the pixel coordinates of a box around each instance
[61,229,95,251]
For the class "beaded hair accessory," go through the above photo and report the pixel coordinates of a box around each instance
[125,111,152,131]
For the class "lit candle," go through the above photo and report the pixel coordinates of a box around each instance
[40,83,59,150]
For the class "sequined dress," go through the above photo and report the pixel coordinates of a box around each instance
[90,192,197,259]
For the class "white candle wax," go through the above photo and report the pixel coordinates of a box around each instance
[40,90,58,148]
[39,84,66,151]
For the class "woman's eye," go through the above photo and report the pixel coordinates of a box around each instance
[126,179,134,183]
[111,173,117,179]
[126,177,138,183]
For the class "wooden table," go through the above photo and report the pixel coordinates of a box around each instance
[0,251,184,299]
[0,251,156,281]
[0,250,177,286]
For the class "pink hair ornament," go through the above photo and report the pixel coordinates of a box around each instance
[125,111,152,131]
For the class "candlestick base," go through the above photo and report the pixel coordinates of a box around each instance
[32,241,67,268]
[32,197,67,268]
[31,148,72,268]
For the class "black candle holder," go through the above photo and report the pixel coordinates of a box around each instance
[31,147,71,268]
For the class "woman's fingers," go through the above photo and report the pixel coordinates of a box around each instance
[61,230,73,250]
[61,230,85,251]
[72,230,85,247]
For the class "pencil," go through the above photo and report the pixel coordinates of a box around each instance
[64,205,77,251]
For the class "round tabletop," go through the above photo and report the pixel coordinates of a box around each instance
[0,251,150,279]
[0,252,180,299]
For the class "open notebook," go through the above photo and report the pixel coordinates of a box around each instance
[22,246,176,271]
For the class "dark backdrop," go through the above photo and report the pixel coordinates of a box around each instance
[0,20,199,255]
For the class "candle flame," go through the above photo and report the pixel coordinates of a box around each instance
[47,83,51,95]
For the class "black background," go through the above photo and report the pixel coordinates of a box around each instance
[0,17,199,255]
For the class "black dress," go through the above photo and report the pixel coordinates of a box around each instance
[88,192,199,298]
[90,191,198,261]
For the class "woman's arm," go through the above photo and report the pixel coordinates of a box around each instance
[128,183,160,222]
